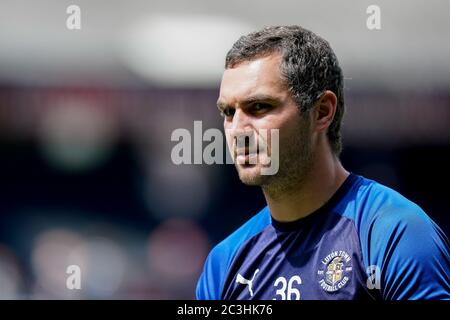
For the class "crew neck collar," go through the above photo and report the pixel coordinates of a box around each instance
[270,173,358,231]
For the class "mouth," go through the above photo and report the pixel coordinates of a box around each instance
[232,134,268,165]
[236,154,258,165]
[235,145,260,165]
[235,146,258,156]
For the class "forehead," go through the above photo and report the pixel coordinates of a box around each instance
[218,54,288,104]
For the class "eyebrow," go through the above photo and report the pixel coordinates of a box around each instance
[216,94,281,111]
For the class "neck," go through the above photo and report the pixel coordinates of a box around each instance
[262,150,349,223]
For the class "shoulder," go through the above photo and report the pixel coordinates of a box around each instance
[344,175,432,232]
[361,177,442,254]
[206,206,271,272]
[348,174,443,253]
[347,175,450,299]
[213,206,271,256]
[196,206,271,299]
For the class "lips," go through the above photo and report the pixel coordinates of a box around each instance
[235,146,258,156]
[235,144,261,166]
[231,132,269,165]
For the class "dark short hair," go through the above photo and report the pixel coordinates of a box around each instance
[225,25,345,156]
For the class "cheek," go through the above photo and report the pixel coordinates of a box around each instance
[223,121,232,138]
[224,131,233,150]
[278,118,308,150]
[223,128,237,156]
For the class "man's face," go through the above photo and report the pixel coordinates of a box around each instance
[217,53,314,190]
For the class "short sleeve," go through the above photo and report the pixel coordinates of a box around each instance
[196,248,224,300]
[363,205,450,300]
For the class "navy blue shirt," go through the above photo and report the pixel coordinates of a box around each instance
[196,174,450,300]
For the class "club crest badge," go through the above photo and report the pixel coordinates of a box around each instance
[317,250,352,292]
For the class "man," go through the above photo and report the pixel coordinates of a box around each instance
[196,26,450,300]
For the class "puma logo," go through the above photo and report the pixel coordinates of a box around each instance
[236,269,259,297]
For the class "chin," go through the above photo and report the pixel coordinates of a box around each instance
[237,164,270,186]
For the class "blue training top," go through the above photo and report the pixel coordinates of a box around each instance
[196,173,450,300]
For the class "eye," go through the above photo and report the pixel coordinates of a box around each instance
[250,103,272,114]
[221,107,235,119]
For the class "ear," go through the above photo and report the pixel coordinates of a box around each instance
[312,90,337,133]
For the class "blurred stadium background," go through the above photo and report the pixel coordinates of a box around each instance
[0,0,449,299]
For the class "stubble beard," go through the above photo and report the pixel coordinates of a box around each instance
[235,119,314,199]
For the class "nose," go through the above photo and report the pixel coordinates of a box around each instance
[226,109,256,155]
[227,109,253,138]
